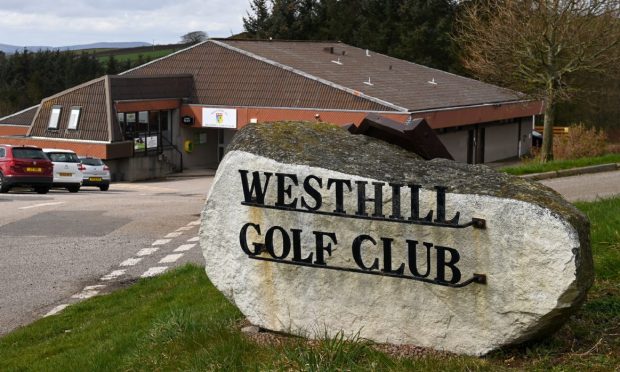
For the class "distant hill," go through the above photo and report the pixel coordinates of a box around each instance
[0,42,151,54]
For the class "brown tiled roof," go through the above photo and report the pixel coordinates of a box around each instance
[0,105,39,126]
[29,77,112,142]
[110,75,195,101]
[216,39,524,112]
[123,42,394,112]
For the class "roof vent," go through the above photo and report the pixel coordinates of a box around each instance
[366,49,371,57]
[323,46,334,54]
[331,57,343,65]
[363,77,374,86]
[428,78,438,85]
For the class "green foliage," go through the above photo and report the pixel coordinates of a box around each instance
[1,228,619,372]
[0,50,103,117]
[242,0,461,72]
[501,153,620,175]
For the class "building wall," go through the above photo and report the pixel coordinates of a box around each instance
[518,117,533,157]
[484,122,520,162]
[437,130,469,163]
[106,148,177,182]
[438,117,534,164]
[179,126,219,169]
[0,125,29,136]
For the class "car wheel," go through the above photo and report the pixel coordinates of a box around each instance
[67,185,80,193]
[35,187,50,194]
[0,172,9,193]
[100,184,109,191]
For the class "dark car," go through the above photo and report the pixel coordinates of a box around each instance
[0,145,54,194]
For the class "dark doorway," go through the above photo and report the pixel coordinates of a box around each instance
[467,126,485,164]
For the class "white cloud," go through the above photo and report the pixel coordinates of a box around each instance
[0,0,249,46]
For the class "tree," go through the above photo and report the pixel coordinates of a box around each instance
[243,0,272,39]
[180,31,208,44]
[455,0,620,162]
[241,0,460,71]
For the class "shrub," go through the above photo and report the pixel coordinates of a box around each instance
[552,124,607,160]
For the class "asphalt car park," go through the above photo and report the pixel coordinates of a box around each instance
[0,176,212,336]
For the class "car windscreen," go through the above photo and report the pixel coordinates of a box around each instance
[47,152,80,163]
[80,158,104,166]
[13,148,48,160]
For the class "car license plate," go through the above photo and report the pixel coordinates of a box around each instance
[59,172,73,177]
[26,167,42,172]
[89,177,102,182]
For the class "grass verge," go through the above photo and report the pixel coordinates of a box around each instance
[1,198,619,370]
[501,153,620,175]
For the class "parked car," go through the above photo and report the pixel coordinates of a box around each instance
[79,156,111,191]
[42,148,84,193]
[0,144,54,194]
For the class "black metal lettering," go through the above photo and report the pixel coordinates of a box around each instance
[291,228,313,263]
[301,175,323,211]
[239,170,272,205]
[239,222,263,256]
[355,181,385,218]
[434,186,460,225]
[312,231,336,265]
[264,226,291,260]
[352,234,380,271]
[381,237,405,275]
[275,173,298,208]
[407,240,432,278]
[408,184,433,222]
[389,183,404,220]
[435,245,462,284]
[327,178,352,214]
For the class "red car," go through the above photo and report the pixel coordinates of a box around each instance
[0,144,54,194]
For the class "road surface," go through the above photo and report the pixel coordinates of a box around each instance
[0,176,212,336]
[540,170,620,202]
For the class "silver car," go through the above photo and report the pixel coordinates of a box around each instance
[78,156,111,191]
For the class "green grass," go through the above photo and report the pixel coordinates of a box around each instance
[501,153,620,175]
[1,198,619,371]
[97,49,176,64]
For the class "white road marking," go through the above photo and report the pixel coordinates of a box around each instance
[19,202,64,210]
[165,231,183,238]
[111,184,176,193]
[84,284,106,291]
[72,290,100,299]
[71,284,107,299]
[45,304,69,317]
[141,267,168,278]
[120,257,143,266]
[187,236,199,242]
[152,239,171,246]
[159,254,183,263]
[176,226,193,231]
[100,269,126,281]
[188,220,201,226]
[174,244,196,252]
[136,248,159,256]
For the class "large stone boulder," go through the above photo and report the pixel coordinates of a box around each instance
[200,121,593,356]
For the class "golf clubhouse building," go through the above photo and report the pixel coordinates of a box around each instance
[0,39,542,181]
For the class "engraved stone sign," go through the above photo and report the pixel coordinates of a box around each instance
[200,121,593,355]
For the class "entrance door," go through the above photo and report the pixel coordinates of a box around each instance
[467,126,485,164]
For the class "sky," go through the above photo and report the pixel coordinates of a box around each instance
[0,0,250,46]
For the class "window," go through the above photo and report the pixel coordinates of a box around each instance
[48,106,62,129]
[13,148,47,159]
[0,147,5,158]
[67,107,81,130]
[46,152,80,163]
